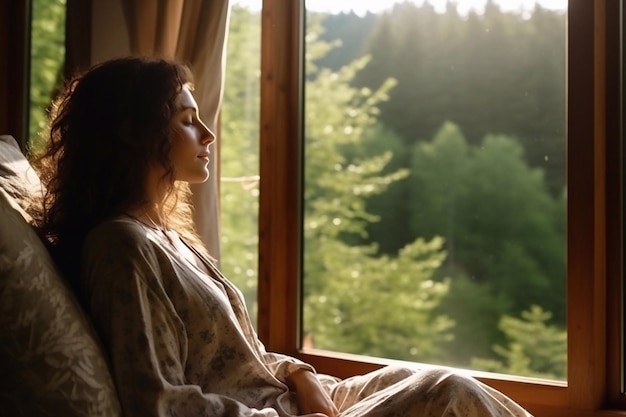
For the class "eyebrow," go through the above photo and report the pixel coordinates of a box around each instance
[179,105,198,113]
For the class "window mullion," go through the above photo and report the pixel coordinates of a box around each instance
[605,0,625,408]
[566,0,609,411]
[258,0,303,355]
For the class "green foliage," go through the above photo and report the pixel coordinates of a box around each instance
[322,3,566,195]
[410,123,565,304]
[318,10,568,374]
[29,0,66,152]
[435,272,511,367]
[459,132,565,312]
[303,236,453,361]
[407,122,470,255]
[314,11,378,71]
[219,5,262,323]
[302,27,453,361]
[221,4,566,378]
[347,124,413,251]
[405,122,565,369]
[303,54,402,241]
[471,305,567,380]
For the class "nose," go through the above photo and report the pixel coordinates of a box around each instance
[199,120,216,145]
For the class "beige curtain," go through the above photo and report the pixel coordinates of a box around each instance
[120,0,231,262]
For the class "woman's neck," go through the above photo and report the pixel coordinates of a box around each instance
[125,201,165,227]
[132,169,170,228]
[143,205,165,229]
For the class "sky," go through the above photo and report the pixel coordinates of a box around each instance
[233,0,567,16]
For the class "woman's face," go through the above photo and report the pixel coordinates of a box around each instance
[168,86,215,183]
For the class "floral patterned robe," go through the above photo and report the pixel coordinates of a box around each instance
[82,217,533,417]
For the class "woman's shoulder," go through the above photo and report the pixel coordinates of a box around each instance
[81,216,171,287]
[83,216,157,255]
[87,215,145,239]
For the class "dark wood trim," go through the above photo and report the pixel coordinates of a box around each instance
[607,0,626,408]
[296,349,569,412]
[567,0,607,410]
[64,0,92,78]
[258,0,303,355]
[0,0,30,149]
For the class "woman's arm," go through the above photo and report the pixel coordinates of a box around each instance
[180,236,338,417]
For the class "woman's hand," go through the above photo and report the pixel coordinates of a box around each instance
[286,369,339,417]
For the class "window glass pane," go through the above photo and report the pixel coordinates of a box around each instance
[302,0,567,381]
[220,0,261,327]
[29,0,66,151]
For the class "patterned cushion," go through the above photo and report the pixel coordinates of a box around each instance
[0,136,122,416]
[0,135,43,216]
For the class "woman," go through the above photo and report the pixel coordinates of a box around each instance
[36,56,533,417]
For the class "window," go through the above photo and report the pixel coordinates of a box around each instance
[220,0,262,327]
[29,0,66,151]
[302,0,567,381]
[258,1,624,416]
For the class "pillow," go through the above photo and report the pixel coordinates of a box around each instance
[0,162,122,415]
[0,135,43,216]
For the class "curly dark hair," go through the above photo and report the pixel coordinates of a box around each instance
[34,56,206,281]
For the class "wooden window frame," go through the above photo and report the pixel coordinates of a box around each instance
[0,0,30,149]
[2,0,621,415]
[258,0,624,416]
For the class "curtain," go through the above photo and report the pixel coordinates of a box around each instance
[120,0,231,262]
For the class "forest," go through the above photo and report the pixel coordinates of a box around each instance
[222,1,567,380]
[30,0,567,381]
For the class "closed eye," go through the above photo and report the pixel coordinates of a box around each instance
[178,104,200,127]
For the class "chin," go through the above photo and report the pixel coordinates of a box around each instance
[194,172,211,183]
[179,173,210,184]
[177,168,210,184]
